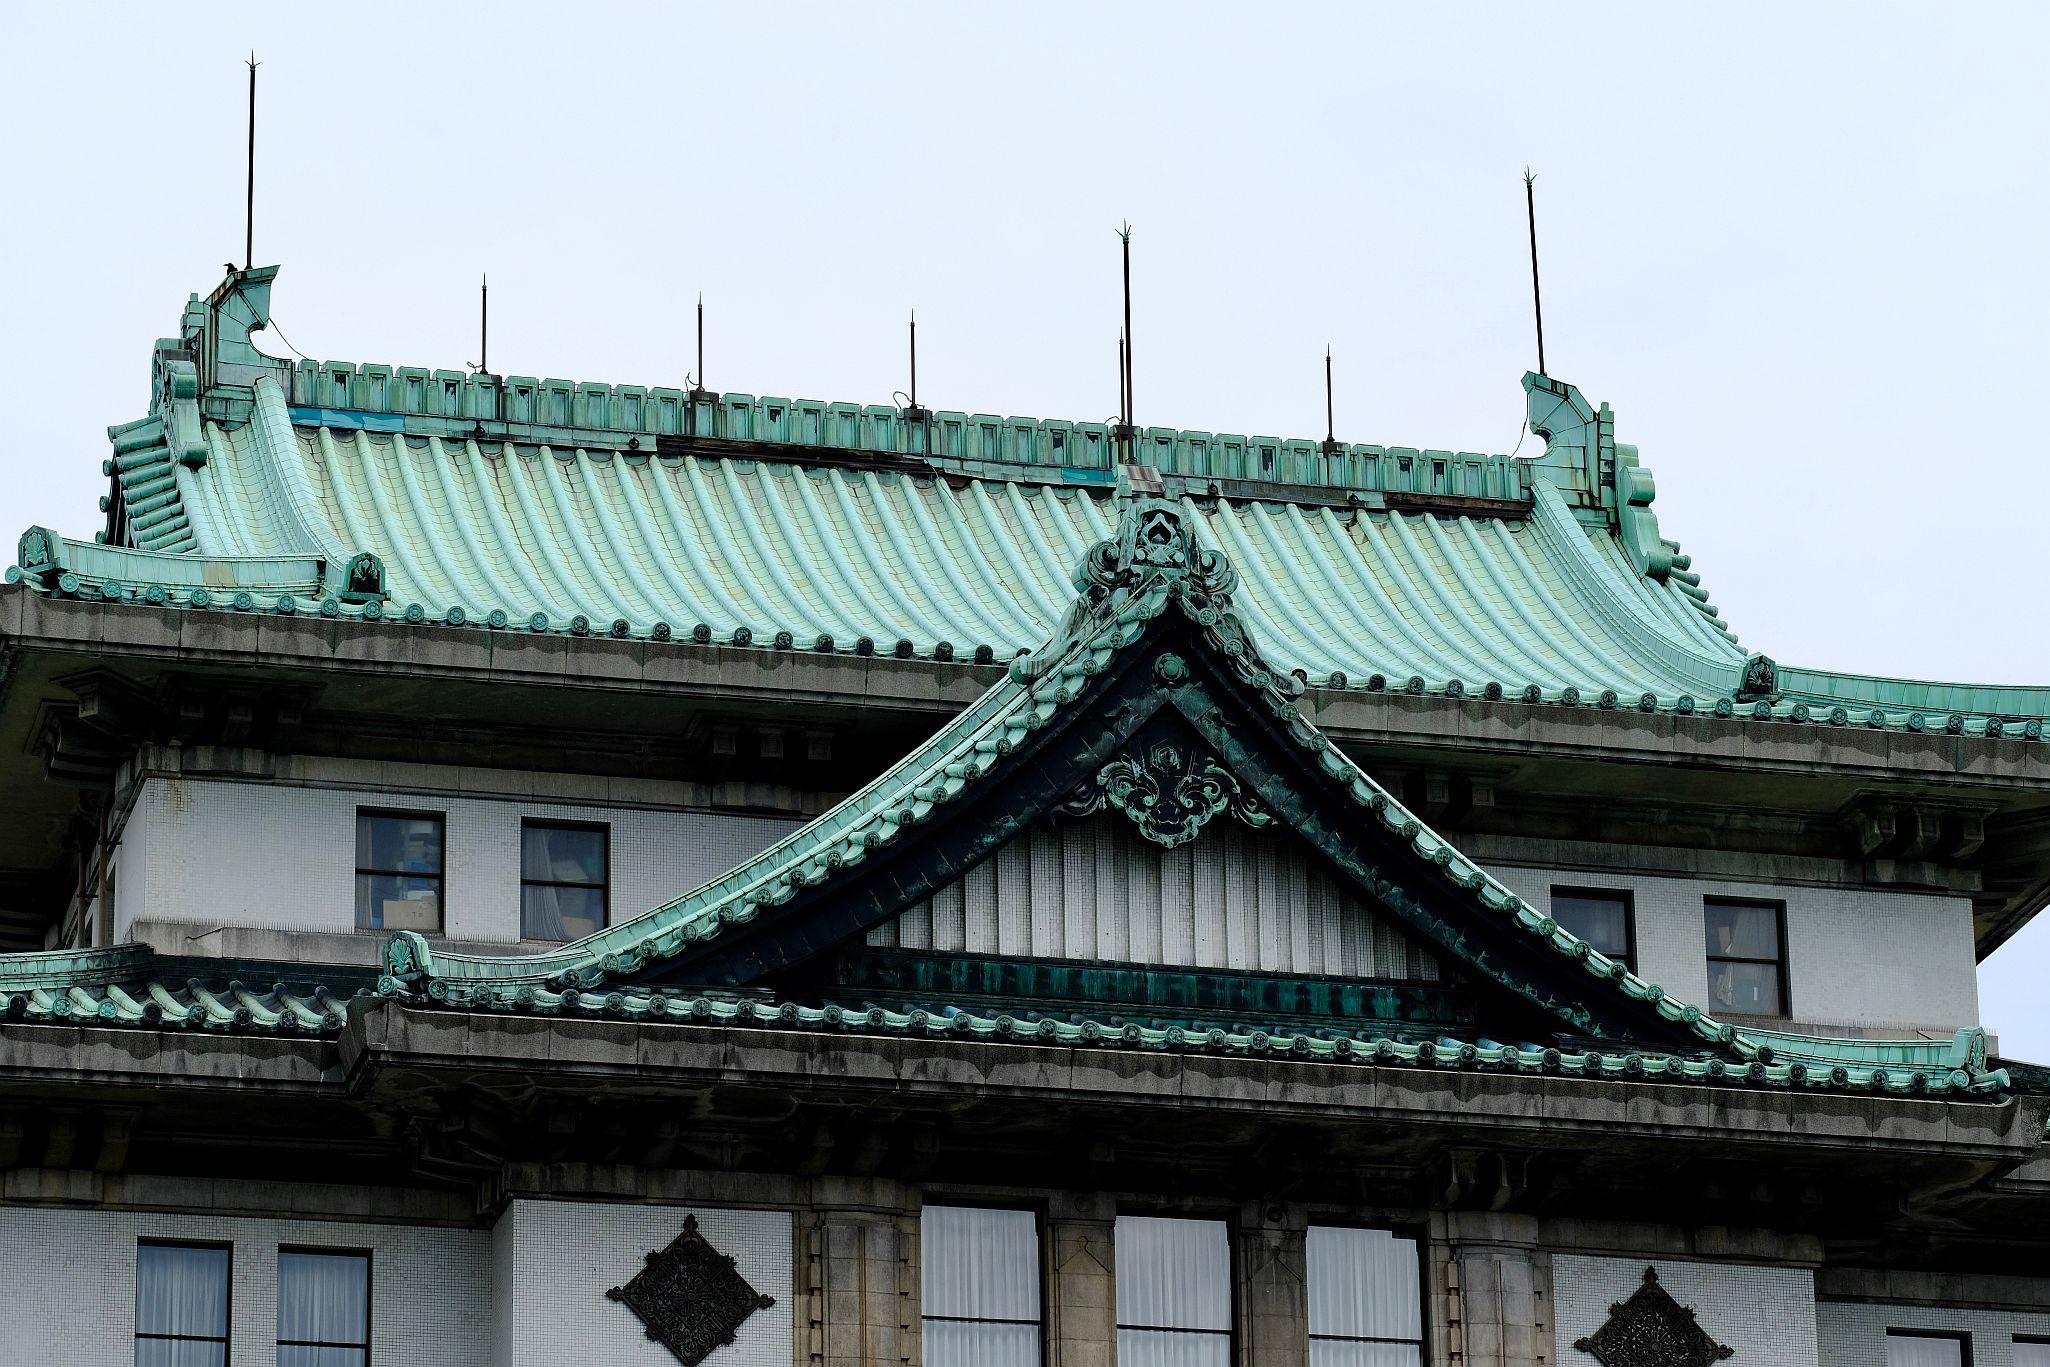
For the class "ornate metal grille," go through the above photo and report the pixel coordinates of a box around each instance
[1573,1266,1734,1367]
[606,1215,775,1366]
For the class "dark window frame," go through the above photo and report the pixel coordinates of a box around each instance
[1885,1328,1973,1365]
[1703,896,1791,1017]
[135,1238,234,1363]
[354,809,447,934]
[519,819,610,942]
[918,1201,1048,1364]
[1305,1220,1429,1360]
[276,1245,374,1365]
[1112,1211,1238,1357]
[1549,886,1637,972]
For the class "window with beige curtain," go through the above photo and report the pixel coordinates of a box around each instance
[277,1250,370,1367]
[921,1205,1041,1367]
[1115,1215,1232,1367]
[134,1242,231,1367]
[1307,1226,1424,1366]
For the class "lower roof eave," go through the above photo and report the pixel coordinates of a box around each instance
[7,587,2046,789]
[336,1001,2046,1169]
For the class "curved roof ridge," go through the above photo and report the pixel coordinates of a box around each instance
[1518,481,1746,696]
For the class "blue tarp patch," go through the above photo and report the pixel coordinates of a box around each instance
[287,407,408,433]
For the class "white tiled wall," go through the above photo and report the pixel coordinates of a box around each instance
[1488,865,1979,1034]
[1816,1300,2050,1366]
[1553,1254,1819,1365]
[493,1199,793,1367]
[0,1205,492,1365]
[111,775,799,947]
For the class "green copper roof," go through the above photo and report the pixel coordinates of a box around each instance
[358,497,2013,1096]
[378,498,1741,1053]
[11,263,2048,734]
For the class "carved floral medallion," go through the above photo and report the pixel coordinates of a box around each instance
[1573,1266,1734,1367]
[606,1215,775,1366]
[1060,741,1272,848]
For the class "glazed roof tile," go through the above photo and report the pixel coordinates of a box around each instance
[0,946,359,1034]
[10,264,2047,737]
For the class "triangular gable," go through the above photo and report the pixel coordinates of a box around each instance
[384,497,1758,1057]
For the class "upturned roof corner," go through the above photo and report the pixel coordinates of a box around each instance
[1522,371,1679,583]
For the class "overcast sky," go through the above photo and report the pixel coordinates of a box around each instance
[3,3,2046,1048]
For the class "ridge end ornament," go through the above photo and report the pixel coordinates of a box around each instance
[1572,1266,1734,1367]
[606,1214,776,1365]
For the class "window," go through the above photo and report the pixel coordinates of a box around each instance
[1704,899,1788,1016]
[1115,1215,1231,1367]
[1886,1330,1969,1367]
[355,812,444,933]
[278,1250,370,1366]
[2014,1339,2050,1367]
[1307,1226,1424,1365]
[1550,888,1634,971]
[520,822,608,941]
[921,1206,1041,1367]
[135,1241,231,1367]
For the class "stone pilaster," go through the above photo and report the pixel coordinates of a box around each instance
[1238,1201,1310,1367]
[1045,1192,1117,1367]
[805,1179,917,1367]
[1433,1212,1552,1367]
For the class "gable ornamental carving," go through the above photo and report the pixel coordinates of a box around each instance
[607,1215,775,1366]
[1058,734,1273,849]
[1573,1266,1734,1367]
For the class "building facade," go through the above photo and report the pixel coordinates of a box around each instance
[2,264,2048,1365]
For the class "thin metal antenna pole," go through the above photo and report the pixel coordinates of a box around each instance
[1118,334,1127,428]
[1524,169,1546,377]
[909,309,918,409]
[696,293,704,392]
[480,274,489,374]
[245,53,259,271]
[1119,223,1134,461]
[1325,345,1335,444]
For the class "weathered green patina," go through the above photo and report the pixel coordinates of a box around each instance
[347,492,2021,1102]
[0,944,359,1033]
[13,264,2044,737]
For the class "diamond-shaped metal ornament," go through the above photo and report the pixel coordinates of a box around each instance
[1573,1266,1734,1367]
[607,1215,775,1366]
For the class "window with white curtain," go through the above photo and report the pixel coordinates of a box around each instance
[2014,1339,2050,1367]
[1115,1215,1232,1367]
[1885,1330,1969,1367]
[1307,1226,1424,1366]
[277,1250,371,1367]
[921,1205,1041,1367]
[134,1241,232,1367]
